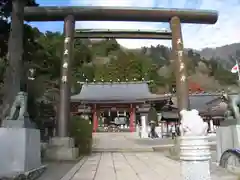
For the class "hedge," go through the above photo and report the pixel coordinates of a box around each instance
[70,116,93,155]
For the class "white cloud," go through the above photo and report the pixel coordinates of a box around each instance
[70,0,240,50]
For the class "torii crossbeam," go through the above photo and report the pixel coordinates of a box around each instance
[75,29,172,39]
[23,6,218,24]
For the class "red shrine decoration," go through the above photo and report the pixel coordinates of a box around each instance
[93,104,98,132]
[189,81,204,93]
[129,105,136,132]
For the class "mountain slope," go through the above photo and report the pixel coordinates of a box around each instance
[198,43,240,68]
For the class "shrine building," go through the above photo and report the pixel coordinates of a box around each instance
[70,81,170,132]
[70,81,227,134]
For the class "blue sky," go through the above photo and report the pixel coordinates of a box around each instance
[29,0,240,50]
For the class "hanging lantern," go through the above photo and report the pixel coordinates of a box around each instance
[28,68,35,80]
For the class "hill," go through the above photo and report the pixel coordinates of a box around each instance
[139,44,239,92]
[84,39,239,92]
[77,38,240,92]
[198,43,240,69]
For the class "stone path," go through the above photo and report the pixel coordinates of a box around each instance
[64,152,237,180]
[92,132,175,152]
[92,132,216,152]
[93,132,146,150]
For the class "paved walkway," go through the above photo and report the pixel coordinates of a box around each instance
[64,152,237,180]
[59,133,236,180]
[92,132,153,151]
[92,132,216,152]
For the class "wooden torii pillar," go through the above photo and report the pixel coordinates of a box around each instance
[8,2,218,138]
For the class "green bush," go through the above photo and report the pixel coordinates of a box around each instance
[70,116,93,155]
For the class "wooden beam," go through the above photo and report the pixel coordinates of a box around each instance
[75,29,172,39]
[24,6,218,24]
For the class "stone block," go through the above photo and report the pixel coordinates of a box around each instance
[169,137,180,159]
[155,127,162,138]
[0,128,41,177]
[45,137,79,161]
[45,147,79,161]
[2,119,35,128]
[49,137,74,148]
[216,125,240,162]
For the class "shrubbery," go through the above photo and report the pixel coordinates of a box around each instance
[70,116,93,155]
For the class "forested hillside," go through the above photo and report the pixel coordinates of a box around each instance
[199,43,240,69]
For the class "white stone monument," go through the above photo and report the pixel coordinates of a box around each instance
[179,109,210,180]
[135,124,140,137]
[155,126,162,138]
[209,119,214,133]
[141,116,148,138]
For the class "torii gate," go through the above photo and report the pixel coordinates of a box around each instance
[7,0,218,138]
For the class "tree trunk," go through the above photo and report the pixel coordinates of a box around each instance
[0,0,24,121]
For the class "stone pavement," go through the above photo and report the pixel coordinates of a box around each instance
[92,132,176,151]
[92,132,216,152]
[63,152,237,180]
[59,133,236,180]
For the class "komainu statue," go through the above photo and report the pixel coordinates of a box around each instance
[222,92,240,125]
[179,109,208,136]
[6,91,28,121]
[2,91,34,128]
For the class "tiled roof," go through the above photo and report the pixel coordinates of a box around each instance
[162,94,223,119]
[71,82,168,102]
[171,94,221,111]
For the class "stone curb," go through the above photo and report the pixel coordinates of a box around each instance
[153,142,216,152]
[60,156,86,180]
[92,148,154,153]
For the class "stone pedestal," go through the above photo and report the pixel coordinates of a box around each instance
[140,116,148,138]
[180,136,211,180]
[169,137,180,159]
[0,128,41,177]
[2,119,35,128]
[135,125,141,137]
[216,125,240,162]
[45,137,79,161]
[209,119,214,133]
[155,127,162,138]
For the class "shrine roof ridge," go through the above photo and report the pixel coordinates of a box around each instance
[170,94,222,111]
[75,29,172,39]
[24,6,218,24]
[75,29,171,33]
[71,81,169,102]
[78,81,152,85]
